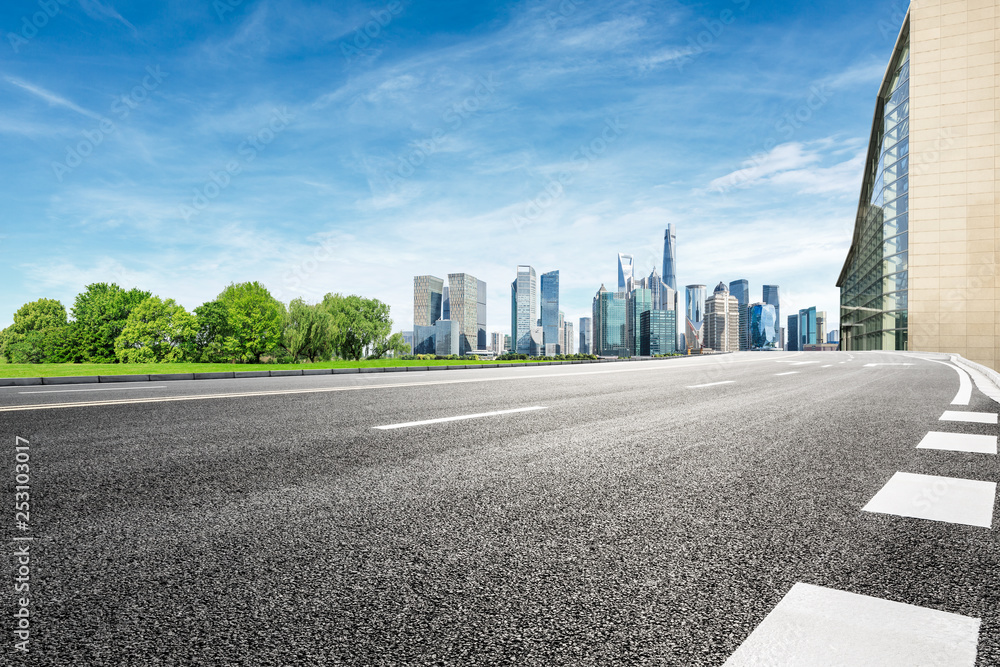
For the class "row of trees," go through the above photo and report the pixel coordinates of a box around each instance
[0,282,410,364]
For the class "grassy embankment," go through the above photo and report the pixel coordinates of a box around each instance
[0,358,542,379]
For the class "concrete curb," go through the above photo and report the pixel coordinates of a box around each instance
[952,355,1000,403]
[0,355,709,387]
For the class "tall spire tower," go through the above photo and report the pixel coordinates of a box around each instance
[662,224,677,292]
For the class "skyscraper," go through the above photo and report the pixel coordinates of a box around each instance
[442,285,450,321]
[730,279,750,351]
[763,285,780,347]
[511,266,537,355]
[748,303,778,350]
[799,307,818,347]
[704,282,740,352]
[626,287,652,356]
[815,311,826,347]
[562,320,574,356]
[640,309,676,356]
[579,317,592,355]
[662,224,677,292]
[413,275,444,327]
[787,315,799,352]
[593,284,627,357]
[541,270,560,356]
[490,331,505,354]
[685,284,706,351]
[447,273,483,356]
[617,253,634,292]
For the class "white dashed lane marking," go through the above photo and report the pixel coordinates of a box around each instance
[939,410,998,424]
[723,583,980,666]
[686,381,736,388]
[916,431,997,455]
[862,472,996,528]
[774,372,798,376]
[373,406,547,430]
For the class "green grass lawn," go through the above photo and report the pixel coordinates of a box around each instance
[0,358,541,379]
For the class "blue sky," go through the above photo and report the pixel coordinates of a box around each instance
[0,0,910,337]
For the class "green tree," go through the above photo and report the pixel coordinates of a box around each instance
[368,332,410,360]
[284,298,335,362]
[72,284,152,362]
[192,300,231,362]
[0,298,69,360]
[215,282,285,362]
[114,297,198,363]
[321,293,394,361]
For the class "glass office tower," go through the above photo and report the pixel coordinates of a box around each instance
[685,284,706,351]
[579,317,592,355]
[838,20,910,352]
[541,270,560,356]
[413,275,444,327]
[617,253,634,292]
[730,279,749,351]
[447,273,481,356]
[511,265,537,355]
[627,287,652,357]
[749,303,778,350]
[799,307,817,347]
[662,224,677,291]
[593,285,627,357]
[787,315,798,352]
[762,285,780,348]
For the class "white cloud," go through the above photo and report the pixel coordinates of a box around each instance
[4,77,103,121]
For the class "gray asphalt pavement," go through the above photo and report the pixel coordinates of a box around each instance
[2,351,998,665]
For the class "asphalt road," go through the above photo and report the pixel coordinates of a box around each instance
[2,351,998,665]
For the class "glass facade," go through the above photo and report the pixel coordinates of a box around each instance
[685,284,706,350]
[730,279,749,351]
[579,317,592,355]
[641,309,676,356]
[762,285,780,347]
[787,315,798,352]
[749,303,778,350]
[799,307,817,347]
[617,253,634,292]
[413,325,436,355]
[511,265,537,355]
[838,22,910,351]
[447,273,481,356]
[413,275,444,327]
[593,285,627,357]
[477,279,488,352]
[662,224,677,291]
[627,287,652,356]
[541,270,560,355]
[435,319,459,356]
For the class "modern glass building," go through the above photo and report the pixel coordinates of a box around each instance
[579,316,592,355]
[435,319,460,356]
[541,270,560,356]
[685,284,706,351]
[413,275,444,327]
[762,285,780,348]
[799,307,817,348]
[442,285,450,321]
[749,303,778,350]
[413,325,436,355]
[477,279,487,352]
[730,279,750,351]
[838,16,910,353]
[662,224,677,291]
[593,284,627,357]
[641,309,676,356]
[787,315,799,352]
[448,273,482,356]
[626,287,652,356]
[511,265,537,355]
[617,253,634,292]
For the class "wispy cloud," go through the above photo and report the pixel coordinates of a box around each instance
[4,77,103,121]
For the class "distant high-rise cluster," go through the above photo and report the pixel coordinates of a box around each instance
[411,272,486,356]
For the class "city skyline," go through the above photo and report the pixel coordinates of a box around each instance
[0,0,902,338]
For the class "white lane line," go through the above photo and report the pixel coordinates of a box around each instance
[0,354,807,412]
[19,385,167,394]
[821,364,833,368]
[940,410,998,424]
[373,406,546,430]
[723,582,980,666]
[862,472,996,528]
[686,381,736,388]
[774,372,798,376]
[902,356,973,405]
[838,362,846,364]
[791,361,820,366]
[916,431,997,455]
